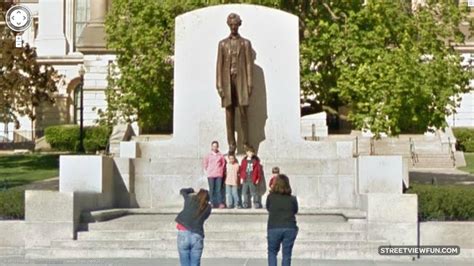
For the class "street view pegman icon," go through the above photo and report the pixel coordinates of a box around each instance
[5,5,32,32]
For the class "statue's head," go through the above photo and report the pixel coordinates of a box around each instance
[227,13,242,35]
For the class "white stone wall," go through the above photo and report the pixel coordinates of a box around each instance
[447,90,474,127]
[301,112,328,138]
[357,156,405,194]
[82,54,115,126]
[447,53,474,127]
[60,155,114,193]
[361,193,418,246]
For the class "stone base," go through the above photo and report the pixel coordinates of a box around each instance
[131,140,358,209]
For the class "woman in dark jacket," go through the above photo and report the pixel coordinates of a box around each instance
[266,174,298,266]
[175,188,212,266]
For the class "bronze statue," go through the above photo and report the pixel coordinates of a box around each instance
[216,13,254,155]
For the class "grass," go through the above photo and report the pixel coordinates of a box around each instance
[0,154,59,190]
[0,154,59,219]
[459,152,474,174]
[0,188,24,219]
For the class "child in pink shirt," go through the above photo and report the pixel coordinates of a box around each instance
[225,154,241,208]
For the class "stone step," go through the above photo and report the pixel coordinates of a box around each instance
[50,239,386,251]
[414,161,453,166]
[77,230,367,241]
[198,248,378,260]
[413,164,454,169]
[373,152,410,156]
[86,213,337,224]
[87,220,367,232]
[417,153,453,157]
[86,208,367,220]
[415,157,453,162]
[25,246,383,260]
[25,248,151,259]
[0,247,24,257]
[413,158,454,168]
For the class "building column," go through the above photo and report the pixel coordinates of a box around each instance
[89,0,107,24]
[64,0,74,55]
[35,0,67,56]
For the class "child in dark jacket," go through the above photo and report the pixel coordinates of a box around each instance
[239,146,263,208]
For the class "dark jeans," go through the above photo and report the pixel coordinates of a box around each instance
[267,227,298,266]
[207,177,223,207]
[242,179,261,208]
[177,230,204,266]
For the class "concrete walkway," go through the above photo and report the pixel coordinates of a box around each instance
[17,177,59,191]
[1,257,472,266]
[409,168,474,186]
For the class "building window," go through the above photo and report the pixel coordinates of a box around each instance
[74,0,90,47]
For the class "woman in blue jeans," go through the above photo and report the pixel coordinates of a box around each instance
[175,188,212,266]
[266,174,298,266]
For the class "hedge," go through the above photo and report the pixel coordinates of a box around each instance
[407,184,474,221]
[0,189,24,220]
[45,125,111,153]
[452,127,474,152]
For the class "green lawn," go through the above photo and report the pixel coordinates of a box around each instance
[459,152,474,174]
[0,154,59,189]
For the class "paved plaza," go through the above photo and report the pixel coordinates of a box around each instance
[1,257,473,266]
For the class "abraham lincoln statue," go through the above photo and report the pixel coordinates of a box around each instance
[216,13,254,155]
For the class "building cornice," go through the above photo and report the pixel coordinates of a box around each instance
[37,54,84,65]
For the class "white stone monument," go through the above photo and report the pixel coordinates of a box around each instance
[134,4,357,209]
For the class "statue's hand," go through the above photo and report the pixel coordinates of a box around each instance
[218,89,224,98]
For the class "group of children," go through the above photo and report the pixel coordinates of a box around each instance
[203,141,280,209]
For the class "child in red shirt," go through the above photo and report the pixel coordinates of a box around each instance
[268,166,280,190]
[239,146,263,208]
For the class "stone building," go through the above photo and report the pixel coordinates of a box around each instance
[1,0,115,142]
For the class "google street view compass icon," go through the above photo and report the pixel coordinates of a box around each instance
[5,5,32,32]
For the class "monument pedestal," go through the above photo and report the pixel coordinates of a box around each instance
[134,139,358,209]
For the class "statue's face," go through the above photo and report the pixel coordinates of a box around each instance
[228,19,240,35]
